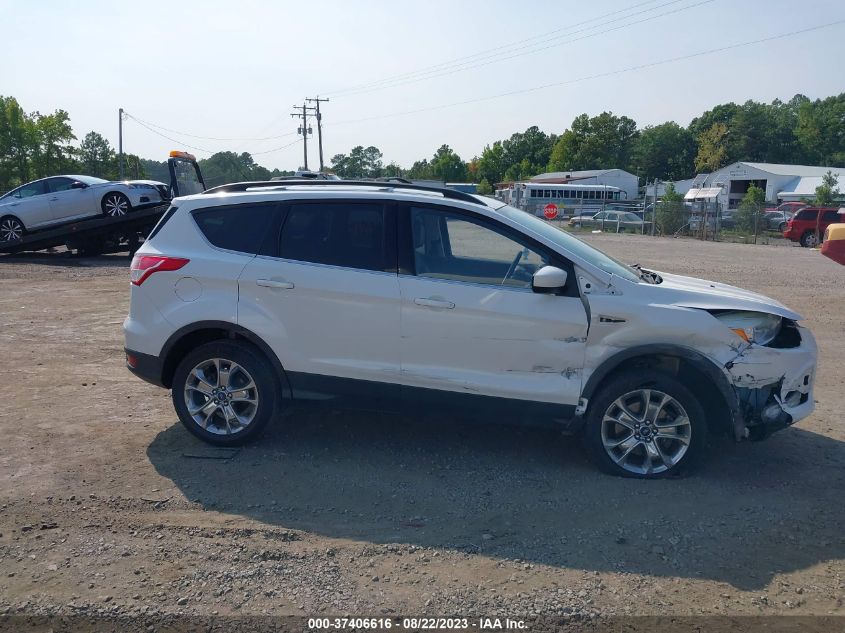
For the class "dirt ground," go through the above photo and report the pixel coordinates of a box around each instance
[1,234,844,630]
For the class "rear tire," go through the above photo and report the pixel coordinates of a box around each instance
[582,370,708,479]
[0,216,25,244]
[171,340,278,446]
[101,192,131,217]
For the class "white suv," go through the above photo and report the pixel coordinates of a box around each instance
[124,181,817,478]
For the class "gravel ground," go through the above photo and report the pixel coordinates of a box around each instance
[0,235,844,631]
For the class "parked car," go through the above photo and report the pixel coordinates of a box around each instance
[0,175,166,244]
[124,181,817,479]
[783,207,842,247]
[764,210,793,232]
[765,201,806,215]
[569,210,648,232]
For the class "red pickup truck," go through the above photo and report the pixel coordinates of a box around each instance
[783,207,842,247]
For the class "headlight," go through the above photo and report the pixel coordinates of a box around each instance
[714,311,782,345]
[127,183,155,190]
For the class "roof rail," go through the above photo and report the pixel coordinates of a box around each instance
[201,179,481,204]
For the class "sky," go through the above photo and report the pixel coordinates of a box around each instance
[2,0,845,171]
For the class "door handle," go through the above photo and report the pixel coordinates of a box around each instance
[414,297,455,309]
[256,278,294,289]
[49,197,59,201]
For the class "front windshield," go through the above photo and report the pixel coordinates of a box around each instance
[496,204,641,283]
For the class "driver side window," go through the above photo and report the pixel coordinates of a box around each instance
[410,207,549,289]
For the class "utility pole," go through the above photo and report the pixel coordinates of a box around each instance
[306,97,329,172]
[118,108,125,180]
[290,102,315,171]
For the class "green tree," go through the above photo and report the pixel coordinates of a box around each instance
[694,122,729,172]
[815,170,840,206]
[0,95,38,188]
[797,95,845,166]
[78,131,116,179]
[406,159,434,180]
[630,122,694,182]
[198,151,272,186]
[501,126,555,175]
[329,145,383,178]
[656,182,685,235]
[547,112,638,172]
[430,144,468,182]
[476,178,493,195]
[30,109,77,178]
[477,141,506,184]
[382,162,404,178]
[737,183,766,233]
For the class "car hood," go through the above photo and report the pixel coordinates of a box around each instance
[649,271,802,321]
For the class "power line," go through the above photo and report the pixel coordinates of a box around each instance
[250,138,302,156]
[125,112,303,158]
[125,112,298,142]
[325,0,705,98]
[324,0,665,97]
[326,19,845,128]
[123,113,216,154]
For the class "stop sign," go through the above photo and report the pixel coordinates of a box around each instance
[543,203,558,219]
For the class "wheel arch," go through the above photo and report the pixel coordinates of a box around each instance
[101,190,131,207]
[159,321,292,399]
[579,344,742,438]
[0,213,26,229]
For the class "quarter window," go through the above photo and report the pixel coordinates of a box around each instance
[279,202,387,272]
[193,203,279,255]
[409,207,549,289]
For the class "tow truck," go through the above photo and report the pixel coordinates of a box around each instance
[0,151,205,256]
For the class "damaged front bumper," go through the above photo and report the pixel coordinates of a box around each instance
[725,324,817,440]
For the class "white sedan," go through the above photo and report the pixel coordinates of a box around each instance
[0,175,167,243]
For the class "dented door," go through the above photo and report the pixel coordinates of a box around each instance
[398,204,589,407]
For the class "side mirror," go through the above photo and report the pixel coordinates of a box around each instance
[70,181,87,189]
[532,265,568,294]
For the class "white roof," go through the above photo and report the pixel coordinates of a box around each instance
[777,176,823,197]
[739,162,844,177]
[684,187,722,200]
[522,182,621,190]
[531,169,631,180]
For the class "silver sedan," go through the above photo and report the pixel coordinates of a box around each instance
[0,175,167,243]
[569,210,649,232]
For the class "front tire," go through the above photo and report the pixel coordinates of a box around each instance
[800,231,819,248]
[582,370,708,479]
[101,192,131,217]
[171,341,279,446]
[0,216,25,244]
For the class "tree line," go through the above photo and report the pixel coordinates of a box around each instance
[330,93,845,194]
[3,92,844,194]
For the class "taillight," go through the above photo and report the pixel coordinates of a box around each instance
[130,255,189,286]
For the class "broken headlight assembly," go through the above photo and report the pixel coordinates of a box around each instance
[713,311,782,346]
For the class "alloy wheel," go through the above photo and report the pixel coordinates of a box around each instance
[104,194,129,217]
[0,217,23,243]
[183,358,259,436]
[600,388,692,475]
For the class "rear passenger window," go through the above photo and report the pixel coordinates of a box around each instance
[797,209,818,220]
[193,204,278,255]
[279,202,388,272]
[823,210,839,222]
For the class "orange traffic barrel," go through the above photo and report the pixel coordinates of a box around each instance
[821,223,845,266]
